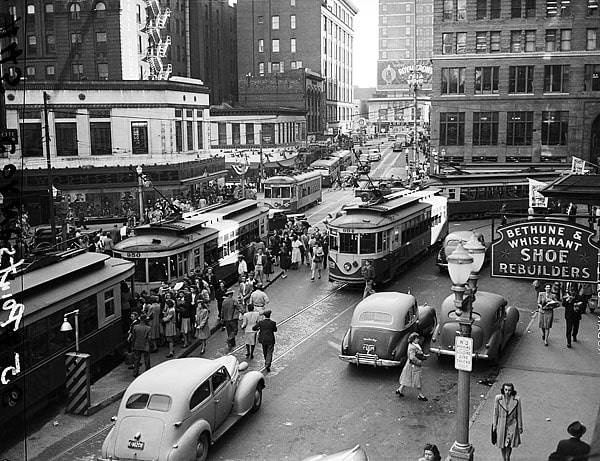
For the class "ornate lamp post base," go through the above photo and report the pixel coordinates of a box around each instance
[448,441,474,460]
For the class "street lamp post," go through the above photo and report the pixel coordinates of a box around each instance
[136,165,144,224]
[60,309,80,353]
[448,235,486,461]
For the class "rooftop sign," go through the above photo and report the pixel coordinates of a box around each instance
[491,220,599,283]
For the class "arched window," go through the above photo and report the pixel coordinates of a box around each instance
[69,3,81,20]
[95,2,106,19]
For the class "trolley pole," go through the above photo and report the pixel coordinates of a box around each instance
[412,0,418,173]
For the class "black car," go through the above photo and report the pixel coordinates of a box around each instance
[33,224,77,251]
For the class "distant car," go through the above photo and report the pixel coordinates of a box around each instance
[368,147,380,154]
[303,445,369,461]
[435,231,491,272]
[339,292,437,367]
[100,357,265,461]
[368,152,382,162]
[32,224,77,252]
[429,291,520,362]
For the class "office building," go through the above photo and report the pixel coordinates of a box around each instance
[430,0,600,166]
[237,0,358,137]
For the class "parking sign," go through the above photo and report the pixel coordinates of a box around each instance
[455,336,473,372]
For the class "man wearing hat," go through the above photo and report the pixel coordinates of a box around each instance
[551,421,590,461]
[237,255,248,280]
[221,288,243,348]
[252,309,277,372]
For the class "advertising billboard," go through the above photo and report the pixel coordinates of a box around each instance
[377,60,433,90]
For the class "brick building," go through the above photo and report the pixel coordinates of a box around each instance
[236,0,357,136]
[431,0,600,166]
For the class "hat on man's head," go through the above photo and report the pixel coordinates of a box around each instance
[263,309,272,318]
[567,421,586,438]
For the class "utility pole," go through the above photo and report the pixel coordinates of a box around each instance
[43,92,57,247]
[412,0,418,172]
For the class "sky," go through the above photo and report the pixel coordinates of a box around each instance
[352,0,378,88]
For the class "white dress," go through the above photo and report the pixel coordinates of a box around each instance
[291,240,302,264]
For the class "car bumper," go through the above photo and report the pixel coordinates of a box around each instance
[429,347,490,360]
[339,353,402,367]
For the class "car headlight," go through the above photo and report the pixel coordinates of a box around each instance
[343,262,352,271]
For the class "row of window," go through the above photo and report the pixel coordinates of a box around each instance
[441,64,600,95]
[257,61,304,75]
[443,0,598,21]
[442,28,599,55]
[15,2,106,21]
[17,62,109,81]
[258,38,297,53]
[439,111,568,147]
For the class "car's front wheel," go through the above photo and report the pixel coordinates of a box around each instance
[250,385,263,413]
[195,432,210,461]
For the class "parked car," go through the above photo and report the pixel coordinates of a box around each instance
[429,291,519,362]
[303,445,369,461]
[32,224,77,252]
[339,292,437,367]
[100,357,265,461]
[435,231,491,272]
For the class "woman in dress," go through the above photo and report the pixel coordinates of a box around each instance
[279,242,292,279]
[492,383,523,461]
[396,332,428,401]
[195,301,210,354]
[291,235,302,269]
[537,283,559,346]
[146,296,162,353]
[263,248,274,282]
[214,280,227,329]
[162,299,177,358]
[240,304,261,359]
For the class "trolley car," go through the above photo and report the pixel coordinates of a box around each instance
[331,150,354,169]
[326,188,448,285]
[261,170,322,213]
[310,157,342,187]
[113,199,269,292]
[427,170,561,220]
[0,250,135,429]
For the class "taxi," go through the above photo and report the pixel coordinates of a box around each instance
[100,356,265,461]
[339,292,437,367]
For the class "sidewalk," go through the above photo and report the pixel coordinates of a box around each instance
[466,309,600,460]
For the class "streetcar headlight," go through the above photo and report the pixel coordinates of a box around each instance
[343,262,352,271]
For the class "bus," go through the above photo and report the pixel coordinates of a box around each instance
[427,170,562,220]
[0,250,135,429]
[261,170,322,213]
[309,157,342,187]
[113,199,269,292]
[326,188,448,285]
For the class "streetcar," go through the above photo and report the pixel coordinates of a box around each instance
[112,199,269,292]
[0,250,135,429]
[260,170,322,213]
[331,149,354,170]
[309,156,342,187]
[326,188,448,285]
[427,170,561,220]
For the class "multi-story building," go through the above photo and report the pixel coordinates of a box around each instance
[237,0,358,137]
[365,0,433,135]
[5,0,238,103]
[431,0,600,166]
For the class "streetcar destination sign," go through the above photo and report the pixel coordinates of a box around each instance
[491,220,600,283]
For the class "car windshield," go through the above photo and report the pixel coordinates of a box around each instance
[358,311,393,325]
[448,311,482,322]
[126,393,173,412]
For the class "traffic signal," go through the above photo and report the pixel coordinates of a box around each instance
[2,385,22,407]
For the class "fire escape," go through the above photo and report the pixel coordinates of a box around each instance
[141,0,172,80]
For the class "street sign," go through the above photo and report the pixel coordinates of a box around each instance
[454,336,473,372]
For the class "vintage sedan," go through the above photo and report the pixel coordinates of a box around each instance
[339,292,437,367]
[429,291,520,362]
[100,356,265,461]
[435,231,491,272]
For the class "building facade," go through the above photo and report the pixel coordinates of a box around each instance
[431,0,600,166]
[237,0,357,135]
[2,80,228,225]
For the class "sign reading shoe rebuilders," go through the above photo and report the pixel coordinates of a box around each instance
[491,220,600,283]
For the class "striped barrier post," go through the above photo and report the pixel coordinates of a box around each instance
[65,352,91,415]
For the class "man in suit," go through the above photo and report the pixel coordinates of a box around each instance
[221,289,242,348]
[552,421,591,461]
[253,309,277,372]
[130,314,151,378]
